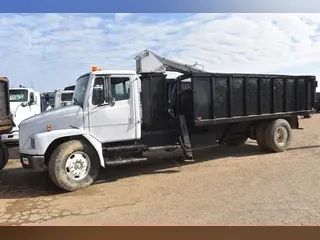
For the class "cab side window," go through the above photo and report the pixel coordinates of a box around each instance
[111,77,130,101]
[30,92,35,103]
[92,77,105,105]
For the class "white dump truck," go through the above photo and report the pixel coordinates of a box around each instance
[18,50,316,192]
[1,87,41,145]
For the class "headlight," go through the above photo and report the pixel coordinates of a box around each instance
[30,137,35,149]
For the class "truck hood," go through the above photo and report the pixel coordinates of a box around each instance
[10,102,26,126]
[10,102,23,114]
[10,101,42,131]
[19,105,85,145]
[21,105,84,129]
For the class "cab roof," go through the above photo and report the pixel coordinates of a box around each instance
[76,68,137,81]
[91,70,136,75]
[10,87,35,92]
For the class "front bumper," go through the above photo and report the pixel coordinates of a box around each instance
[20,154,45,170]
[1,131,19,143]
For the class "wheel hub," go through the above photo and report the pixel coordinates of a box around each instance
[276,127,288,146]
[65,152,91,181]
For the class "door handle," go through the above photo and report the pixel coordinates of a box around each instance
[129,117,133,123]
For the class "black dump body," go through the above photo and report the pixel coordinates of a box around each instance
[140,72,317,131]
[0,77,13,134]
[184,73,317,126]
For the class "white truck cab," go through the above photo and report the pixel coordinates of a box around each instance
[1,87,41,145]
[19,68,142,190]
[54,88,74,109]
[18,51,205,192]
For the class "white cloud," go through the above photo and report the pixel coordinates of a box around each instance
[114,13,132,22]
[0,13,320,92]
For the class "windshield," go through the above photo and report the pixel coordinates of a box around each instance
[9,89,28,102]
[73,74,89,108]
[61,92,73,102]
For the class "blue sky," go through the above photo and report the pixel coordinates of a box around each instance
[1,13,320,92]
[3,0,320,12]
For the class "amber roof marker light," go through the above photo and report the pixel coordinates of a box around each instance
[92,66,101,72]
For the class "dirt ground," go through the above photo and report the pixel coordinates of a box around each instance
[1,115,320,226]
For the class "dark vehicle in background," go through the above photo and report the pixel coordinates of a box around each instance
[0,77,14,170]
[315,92,320,112]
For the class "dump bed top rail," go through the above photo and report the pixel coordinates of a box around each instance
[135,50,208,74]
[135,50,317,79]
[0,77,8,82]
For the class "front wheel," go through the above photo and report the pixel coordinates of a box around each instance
[48,140,100,192]
[0,142,9,170]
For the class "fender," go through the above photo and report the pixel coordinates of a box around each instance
[22,129,105,167]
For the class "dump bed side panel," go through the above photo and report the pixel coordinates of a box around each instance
[0,77,13,134]
[192,73,317,125]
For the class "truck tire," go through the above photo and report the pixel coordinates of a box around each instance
[303,113,312,118]
[225,135,248,146]
[256,122,268,151]
[264,119,292,152]
[0,142,9,170]
[48,140,100,192]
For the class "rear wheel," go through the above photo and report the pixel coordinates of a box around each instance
[225,135,248,146]
[303,113,312,118]
[264,119,292,152]
[48,140,100,192]
[0,142,9,170]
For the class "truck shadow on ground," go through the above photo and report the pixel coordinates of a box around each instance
[1,143,320,200]
[94,143,320,185]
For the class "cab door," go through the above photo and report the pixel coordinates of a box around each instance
[29,92,41,115]
[88,75,138,143]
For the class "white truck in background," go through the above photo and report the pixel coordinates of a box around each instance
[54,86,74,109]
[43,86,75,111]
[1,87,41,145]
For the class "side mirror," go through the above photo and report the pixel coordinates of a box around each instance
[93,84,105,106]
[45,94,50,102]
[29,92,36,105]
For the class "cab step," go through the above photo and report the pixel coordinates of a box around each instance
[103,144,147,152]
[104,157,148,165]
